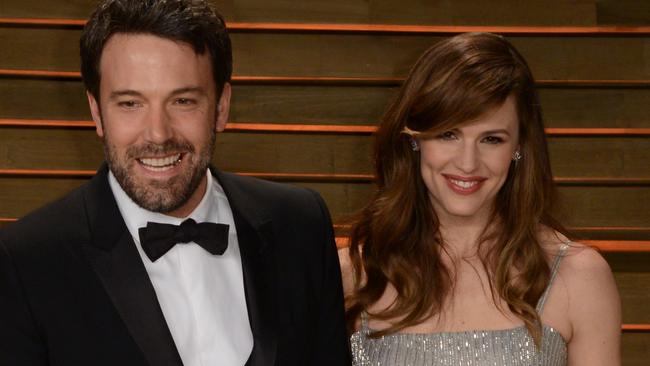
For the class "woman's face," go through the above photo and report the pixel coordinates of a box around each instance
[418,96,520,224]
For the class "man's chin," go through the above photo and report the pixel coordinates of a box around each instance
[129,188,186,214]
[117,173,187,212]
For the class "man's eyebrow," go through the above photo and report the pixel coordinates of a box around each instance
[108,87,207,100]
[108,90,142,99]
[171,87,207,96]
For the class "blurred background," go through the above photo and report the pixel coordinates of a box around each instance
[0,1,648,363]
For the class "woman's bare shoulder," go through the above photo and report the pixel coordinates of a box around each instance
[537,226,617,317]
[536,226,609,273]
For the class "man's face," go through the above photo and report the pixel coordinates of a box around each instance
[87,33,230,217]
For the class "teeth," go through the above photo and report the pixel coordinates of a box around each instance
[449,179,479,189]
[139,154,181,168]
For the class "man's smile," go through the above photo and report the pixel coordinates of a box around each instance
[137,153,184,171]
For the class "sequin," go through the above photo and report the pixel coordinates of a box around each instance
[350,324,566,366]
[350,244,570,366]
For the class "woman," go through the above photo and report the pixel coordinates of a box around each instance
[344,33,620,365]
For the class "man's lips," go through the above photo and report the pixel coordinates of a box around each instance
[137,153,183,171]
[442,174,487,194]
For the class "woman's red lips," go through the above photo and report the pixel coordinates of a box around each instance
[442,174,486,195]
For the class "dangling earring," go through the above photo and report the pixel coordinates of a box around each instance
[512,150,522,162]
[410,138,420,151]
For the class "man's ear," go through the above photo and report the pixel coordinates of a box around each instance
[215,83,231,132]
[87,91,104,137]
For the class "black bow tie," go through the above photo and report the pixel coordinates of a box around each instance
[138,218,229,262]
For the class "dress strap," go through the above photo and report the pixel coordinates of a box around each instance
[360,311,369,330]
[536,241,570,313]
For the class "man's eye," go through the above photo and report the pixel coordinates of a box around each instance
[436,131,457,140]
[482,136,504,144]
[118,100,140,108]
[175,98,195,105]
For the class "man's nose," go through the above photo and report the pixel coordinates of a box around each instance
[143,106,173,143]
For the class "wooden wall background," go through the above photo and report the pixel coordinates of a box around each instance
[0,0,648,363]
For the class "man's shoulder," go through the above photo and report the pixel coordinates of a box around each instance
[216,170,322,207]
[215,170,331,228]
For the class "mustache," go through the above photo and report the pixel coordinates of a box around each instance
[125,139,195,158]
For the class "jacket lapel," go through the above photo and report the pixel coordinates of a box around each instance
[214,169,278,366]
[82,165,183,366]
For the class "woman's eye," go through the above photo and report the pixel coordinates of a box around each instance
[482,136,504,144]
[437,131,457,140]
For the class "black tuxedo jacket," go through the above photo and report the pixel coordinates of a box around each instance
[0,165,351,366]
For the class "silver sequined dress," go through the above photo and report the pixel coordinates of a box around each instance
[350,244,569,366]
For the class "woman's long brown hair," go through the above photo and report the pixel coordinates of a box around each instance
[345,32,568,346]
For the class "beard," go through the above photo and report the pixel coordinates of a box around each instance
[103,130,216,214]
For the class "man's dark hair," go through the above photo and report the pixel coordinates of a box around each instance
[80,0,232,99]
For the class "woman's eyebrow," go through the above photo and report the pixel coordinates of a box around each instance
[480,129,510,136]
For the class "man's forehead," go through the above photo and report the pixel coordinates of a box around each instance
[97,33,215,96]
[101,33,201,57]
[99,33,209,71]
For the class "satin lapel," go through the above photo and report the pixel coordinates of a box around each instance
[214,170,278,366]
[82,165,183,366]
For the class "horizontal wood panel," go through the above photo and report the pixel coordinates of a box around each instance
[555,186,650,227]
[617,272,650,326]
[546,137,650,177]
[217,23,650,35]
[0,177,87,218]
[0,176,647,227]
[3,119,650,137]
[2,2,645,27]
[231,34,649,79]
[231,85,650,128]
[2,127,649,178]
[0,27,80,71]
[571,227,650,241]
[0,1,606,26]
[539,88,650,128]
[230,84,394,125]
[2,78,648,128]
[596,0,650,26]
[4,18,650,35]
[2,26,649,79]
[0,78,90,119]
[4,70,650,87]
[622,332,650,365]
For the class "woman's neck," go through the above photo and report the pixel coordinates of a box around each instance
[437,211,495,258]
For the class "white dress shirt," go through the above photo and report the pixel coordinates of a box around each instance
[109,170,253,366]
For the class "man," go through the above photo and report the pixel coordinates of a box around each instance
[0,1,350,365]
